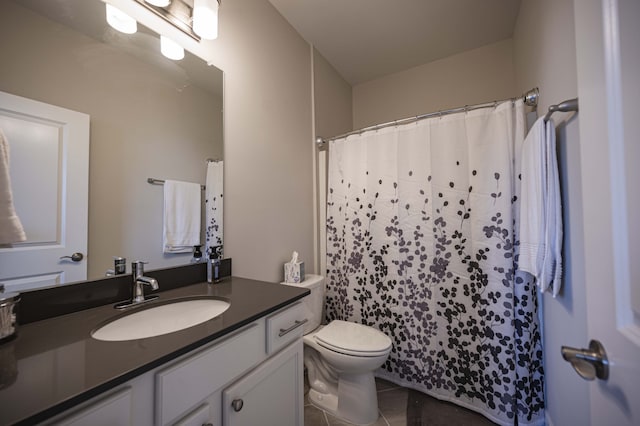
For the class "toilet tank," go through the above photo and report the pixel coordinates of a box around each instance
[281,275,325,334]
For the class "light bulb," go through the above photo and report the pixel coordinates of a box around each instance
[193,0,219,40]
[145,0,171,6]
[160,36,184,60]
[105,4,137,34]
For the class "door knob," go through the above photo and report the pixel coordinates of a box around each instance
[561,339,609,381]
[59,252,84,262]
[231,398,244,412]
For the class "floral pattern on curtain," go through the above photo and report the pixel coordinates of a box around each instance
[325,100,544,426]
[205,160,223,252]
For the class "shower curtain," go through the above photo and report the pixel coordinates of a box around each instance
[325,100,544,426]
[205,160,223,252]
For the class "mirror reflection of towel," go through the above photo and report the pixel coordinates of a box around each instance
[0,130,26,245]
[163,180,201,253]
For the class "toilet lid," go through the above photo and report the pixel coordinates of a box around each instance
[314,320,392,356]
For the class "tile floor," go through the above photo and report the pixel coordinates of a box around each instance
[304,377,497,426]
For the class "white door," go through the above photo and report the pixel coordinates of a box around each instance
[0,91,89,291]
[573,0,640,424]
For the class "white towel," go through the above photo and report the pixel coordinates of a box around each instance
[0,130,26,245]
[163,180,201,253]
[205,161,223,252]
[543,120,563,294]
[518,117,563,296]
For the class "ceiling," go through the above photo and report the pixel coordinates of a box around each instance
[268,0,522,85]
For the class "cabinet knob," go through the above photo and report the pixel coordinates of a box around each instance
[231,398,244,412]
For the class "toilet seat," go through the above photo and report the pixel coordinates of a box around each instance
[314,320,392,357]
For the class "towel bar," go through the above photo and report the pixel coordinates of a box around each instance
[147,178,205,190]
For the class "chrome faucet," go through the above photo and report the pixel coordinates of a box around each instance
[115,261,159,309]
[132,261,159,302]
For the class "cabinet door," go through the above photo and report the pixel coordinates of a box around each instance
[223,340,303,426]
[174,403,212,426]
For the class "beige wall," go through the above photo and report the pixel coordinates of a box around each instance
[313,48,353,139]
[352,39,517,129]
[205,0,314,282]
[0,1,223,280]
[513,1,589,425]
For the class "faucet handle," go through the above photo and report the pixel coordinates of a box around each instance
[132,260,148,277]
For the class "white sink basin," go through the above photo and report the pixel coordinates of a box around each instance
[92,298,230,341]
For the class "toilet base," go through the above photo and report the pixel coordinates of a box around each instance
[308,388,339,416]
[308,372,379,425]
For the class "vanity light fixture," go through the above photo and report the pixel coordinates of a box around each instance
[145,0,172,6]
[160,35,185,60]
[133,0,221,41]
[193,0,220,40]
[107,0,220,61]
[105,3,138,34]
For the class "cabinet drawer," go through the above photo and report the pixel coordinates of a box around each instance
[55,387,132,426]
[156,322,264,425]
[266,302,306,354]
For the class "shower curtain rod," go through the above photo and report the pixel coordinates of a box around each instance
[316,87,540,147]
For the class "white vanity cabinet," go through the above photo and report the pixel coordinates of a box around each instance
[222,339,304,426]
[173,403,212,426]
[167,301,306,426]
[50,387,134,426]
[155,322,265,425]
[42,302,306,426]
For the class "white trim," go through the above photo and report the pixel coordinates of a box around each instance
[310,44,319,275]
[545,410,556,426]
[603,0,640,345]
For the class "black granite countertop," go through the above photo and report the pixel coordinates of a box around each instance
[0,276,309,425]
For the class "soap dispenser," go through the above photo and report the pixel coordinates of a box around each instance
[207,246,221,284]
[191,245,203,263]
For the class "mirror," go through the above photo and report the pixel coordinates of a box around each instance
[0,0,223,286]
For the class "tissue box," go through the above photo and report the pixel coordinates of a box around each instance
[284,261,305,283]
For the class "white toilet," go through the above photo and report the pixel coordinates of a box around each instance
[286,275,392,425]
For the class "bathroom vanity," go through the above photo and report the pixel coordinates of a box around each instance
[0,266,309,425]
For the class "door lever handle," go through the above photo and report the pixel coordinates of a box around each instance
[561,339,609,381]
[60,252,84,262]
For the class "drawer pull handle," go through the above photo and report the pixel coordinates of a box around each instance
[278,319,308,337]
[232,398,244,412]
